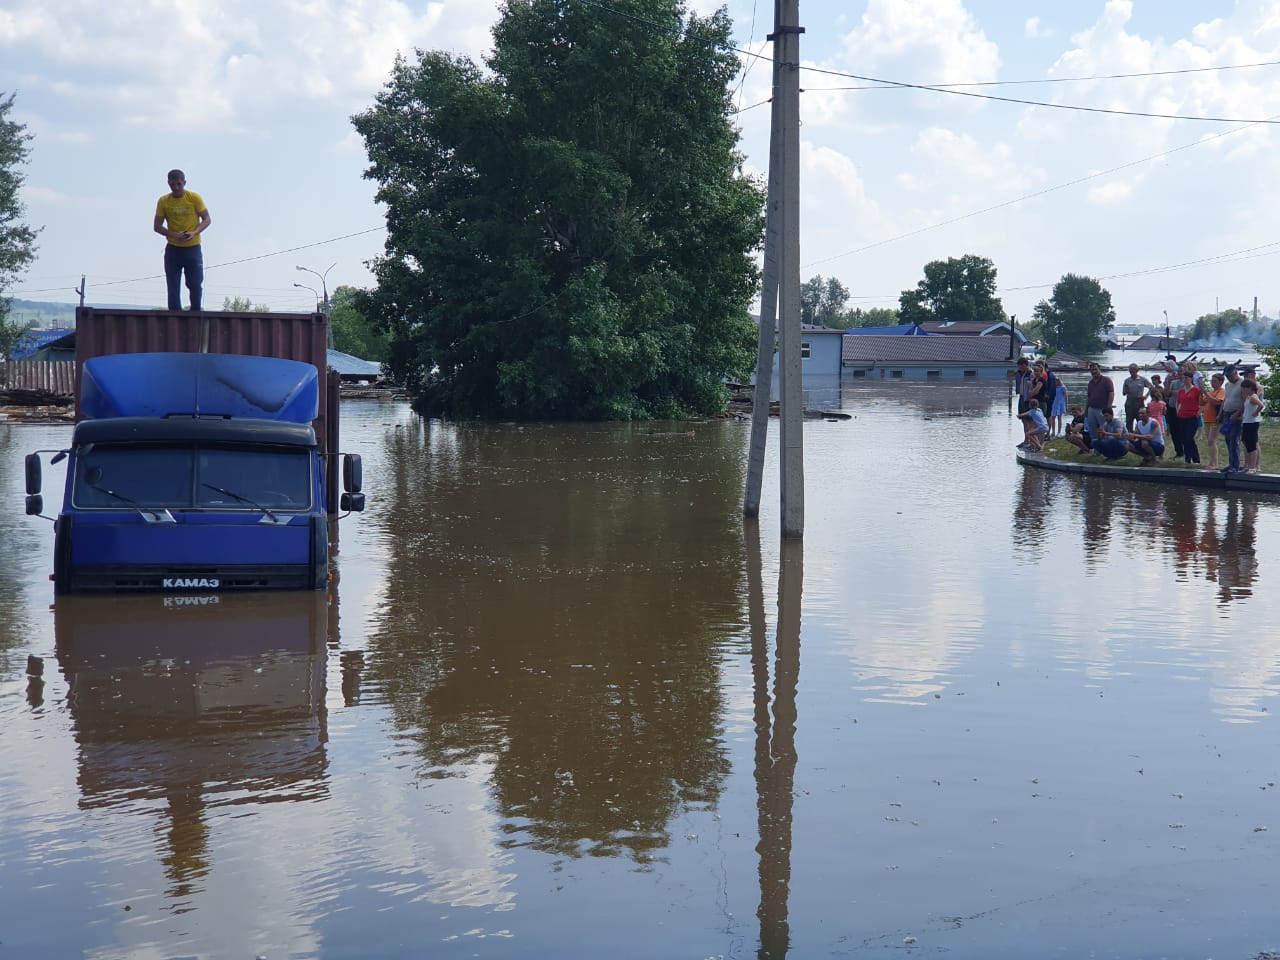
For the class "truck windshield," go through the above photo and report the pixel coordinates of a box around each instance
[73,444,312,511]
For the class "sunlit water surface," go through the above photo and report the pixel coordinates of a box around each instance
[1,378,1277,959]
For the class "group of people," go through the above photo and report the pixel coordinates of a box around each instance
[1016,356,1266,474]
[1013,358,1067,451]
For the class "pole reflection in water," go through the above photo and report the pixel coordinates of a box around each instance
[54,592,331,906]
[749,525,802,960]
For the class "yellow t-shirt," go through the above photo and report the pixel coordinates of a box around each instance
[155,190,207,247]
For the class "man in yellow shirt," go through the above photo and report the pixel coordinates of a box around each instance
[153,169,211,310]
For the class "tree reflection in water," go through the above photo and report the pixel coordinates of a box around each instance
[368,421,744,861]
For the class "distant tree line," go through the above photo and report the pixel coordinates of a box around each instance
[1184,308,1280,344]
[803,254,1115,356]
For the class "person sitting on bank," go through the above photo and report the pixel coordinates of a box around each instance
[1092,406,1129,460]
[1127,407,1165,465]
[1064,405,1091,454]
[1017,398,1049,451]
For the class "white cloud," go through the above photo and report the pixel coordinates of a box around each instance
[840,0,1001,87]
[20,185,80,208]
[1086,180,1132,206]
[908,126,1038,194]
[0,0,495,133]
[1025,17,1053,39]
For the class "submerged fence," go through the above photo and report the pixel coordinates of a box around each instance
[0,360,76,401]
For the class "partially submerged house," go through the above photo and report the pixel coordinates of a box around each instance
[842,334,1017,380]
[755,318,1019,400]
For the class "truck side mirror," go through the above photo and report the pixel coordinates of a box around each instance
[25,495,43,516]
[343,454,363,493]
[340,492,365,513]
[25,454,41,495]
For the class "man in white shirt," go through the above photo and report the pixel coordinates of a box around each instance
[1220,365,1245,473]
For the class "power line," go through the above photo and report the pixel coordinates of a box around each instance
[1002,239,1280,293]
[576,0,1280,124]
[811,238,1280,305]
[799,63,1280,124]
[12,226,384,297]
[804,114,1275,270]
[806,58,1280,92]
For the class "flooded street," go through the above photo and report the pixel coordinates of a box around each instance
[1,383,1277,959]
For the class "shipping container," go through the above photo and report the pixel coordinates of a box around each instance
[73,308,341,510]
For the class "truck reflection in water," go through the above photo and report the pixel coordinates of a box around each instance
[54,592,331,902]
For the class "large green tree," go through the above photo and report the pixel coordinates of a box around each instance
[331,285,389,362]
[1,93,40,357]
[1032,273,1115,354]
[898,254,1005,326]
[800,275,850,328]
[352,0,765,420]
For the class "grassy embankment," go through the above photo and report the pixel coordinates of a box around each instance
[1038,420,1280,475]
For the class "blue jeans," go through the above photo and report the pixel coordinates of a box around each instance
[164,243,203,311]
[1223,419,1241,470]
[1092,437,1128,460]
[1085,407,1107,439]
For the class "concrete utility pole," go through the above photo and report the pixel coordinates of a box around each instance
[743,9,786,520]
[744,0,804,538]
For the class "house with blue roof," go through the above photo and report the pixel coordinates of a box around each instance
[7,328,76,361]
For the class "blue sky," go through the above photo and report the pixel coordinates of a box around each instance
[4,0,1276,328]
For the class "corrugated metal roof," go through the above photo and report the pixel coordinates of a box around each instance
[842,336,1017,365]
[326,349,382,377]
[919,320,1025,341]
[844,324,932,336]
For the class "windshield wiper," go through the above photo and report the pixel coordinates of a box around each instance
[201,482,283,523]
[87,483,175,523]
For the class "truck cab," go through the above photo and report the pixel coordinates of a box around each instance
[25,352,364,594]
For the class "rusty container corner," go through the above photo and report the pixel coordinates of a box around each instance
[72,307,340,507]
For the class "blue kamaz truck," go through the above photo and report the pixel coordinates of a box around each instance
[24,351,364,594]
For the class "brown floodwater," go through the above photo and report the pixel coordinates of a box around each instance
[1,382,1277,959]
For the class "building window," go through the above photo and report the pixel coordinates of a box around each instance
[800,340,812,359]
[890,370,904,379]
[926,370,941,380]
[964,369,977,378]
[852,369,866,378]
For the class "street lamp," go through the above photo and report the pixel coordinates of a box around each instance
[297,262,336,349]
[293,282,320,311]
[295,263,336,316]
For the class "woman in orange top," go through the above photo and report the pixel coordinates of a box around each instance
[1201,372,1225,470]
